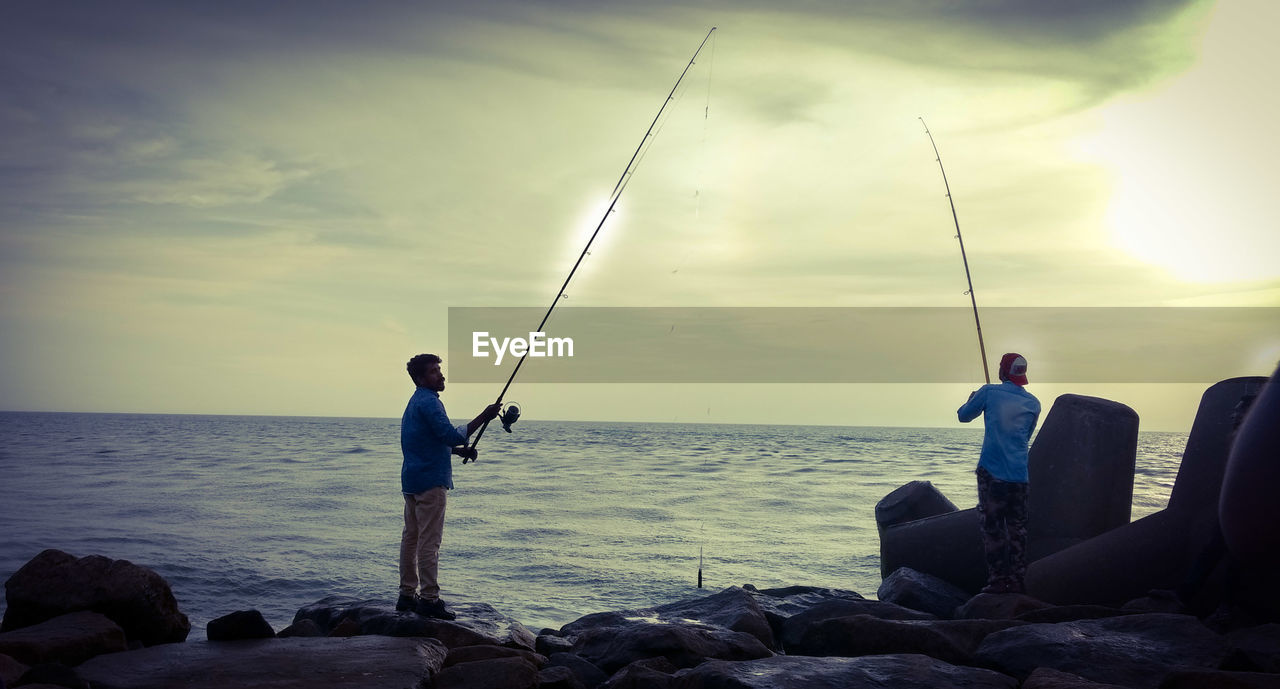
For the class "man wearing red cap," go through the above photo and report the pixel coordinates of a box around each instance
[957,353,1041,594]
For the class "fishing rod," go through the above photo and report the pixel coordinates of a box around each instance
[919,117,990,384]
[465,27,719,460]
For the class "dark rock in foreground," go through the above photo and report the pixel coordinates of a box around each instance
[671,653,1018,689]
[1,549,190,645]
[572,621,772,675]
[975,613,1230,688]
[0,610,127,666]
[207,609,276,641]
[562,586,776,651]
[877,566,971,619]
[76,636,447,689]
[293,596,535,650]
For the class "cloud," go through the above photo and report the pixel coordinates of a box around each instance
[130,151,311,208]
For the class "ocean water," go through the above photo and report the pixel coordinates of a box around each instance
[0,412,1187,639]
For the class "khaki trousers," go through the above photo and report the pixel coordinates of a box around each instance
[399,486,447,600]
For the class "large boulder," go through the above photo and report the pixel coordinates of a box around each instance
[206,610,275,641]
[954,593,1052,620]
[600,657,679,689]
[0,611,126,666]
[1226,624,1280,673]
[561,587,775,650]
[571,621,772,675]
[76,636,448,689]
[0,653,29,688]
[742,585,866,645]
[974,613,1230,688]
[671,653,1018,689]
[1022,667,1133,688]
[545,651,608,688]
[1,550,190,645]
[292,596,535,650]
[877,567,971,619]
[789,614,1024,664]
[1158,669,1280,689]
[433,655,539,689]
[778,598,933,651]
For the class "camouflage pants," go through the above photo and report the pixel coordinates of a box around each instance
[976,466,1029,592]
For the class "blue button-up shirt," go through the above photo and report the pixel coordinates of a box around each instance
[400,387,469,494]
[957,381,1041,483]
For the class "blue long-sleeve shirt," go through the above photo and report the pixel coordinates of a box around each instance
[400,387,469,494]
[957,381,1041,483]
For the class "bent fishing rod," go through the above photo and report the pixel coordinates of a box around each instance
[919,117,990,384]
[464,27,719,460]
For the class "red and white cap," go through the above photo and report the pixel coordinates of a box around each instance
[1000,353,1029,386]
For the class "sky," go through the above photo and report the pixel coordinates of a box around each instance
[1,0,1276,432]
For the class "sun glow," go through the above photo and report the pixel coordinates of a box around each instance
[1077,1,1280,285]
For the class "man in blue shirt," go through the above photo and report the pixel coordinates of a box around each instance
[957,353,1041,594]
[399,353,500,619]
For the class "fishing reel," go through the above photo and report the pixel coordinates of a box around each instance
[499,402,521,433]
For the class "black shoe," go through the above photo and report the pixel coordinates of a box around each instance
[395,593,416,612]
[415,597,457,620]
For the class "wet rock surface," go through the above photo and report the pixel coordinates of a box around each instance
[76,636,448,689]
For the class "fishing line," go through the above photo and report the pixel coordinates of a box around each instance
[919,117,991,384]
[466,27,719,456]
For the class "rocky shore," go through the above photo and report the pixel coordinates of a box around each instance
[2,549,1279,689]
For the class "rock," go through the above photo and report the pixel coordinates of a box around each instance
[974,613,1230,688]
[328,618,360,637]
[1014,604,1132,624]
[1158,670,1280,689]
[1225,624,1280,673]
[546,652,609,689]
[743,585,866,645]
[1,550,190,645]
[561,587,775,651]
[292,596,535,650]
[206,610,275,641]
[600,657,679,689]
[875,481,958,535]
[670,653,1018,689]
[778,598,933,651]
[14,662,89,689]
[954,592,1052,620]
[650,587,775,649]
[276,619,322,638]
[877,567,971,619]
[572,621,772,675]
[442,644,545,668]
[0,653,30,688]
[1022,667,1133,688]
[789,614,1024,664]
[0,611,127,666]
[790,614,970,662]
[76,636,447,689]
[537,633,575,656]
[537,665,587,689]
[433,655,539,689]
[1122,590,1189,614]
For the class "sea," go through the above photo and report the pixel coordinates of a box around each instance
[0,412,1188,639]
